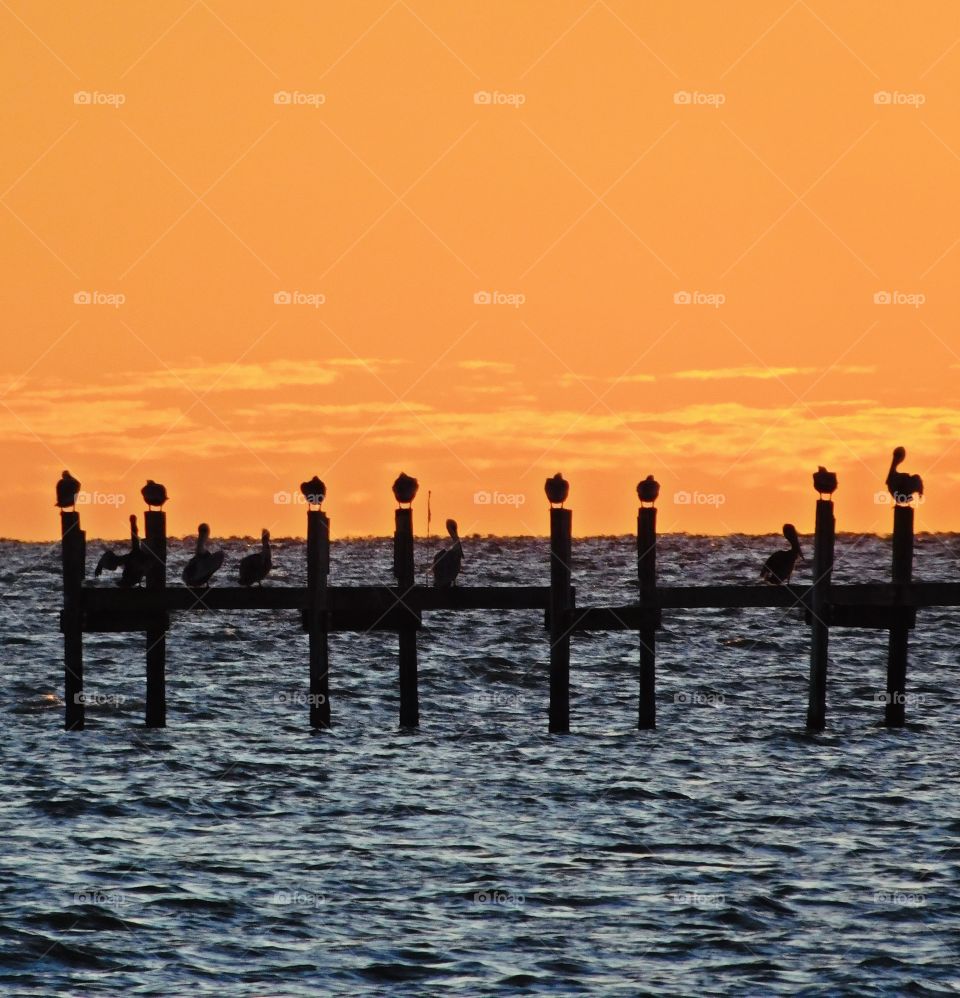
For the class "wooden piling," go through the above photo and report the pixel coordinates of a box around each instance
[885,504,914,727]
[307,509,331,729]
[637,507,657,730]
[61,511,85,731]
[548,507,573,733]
[144,511,167,727]
[395,508,419,728]
[806,499,835,730]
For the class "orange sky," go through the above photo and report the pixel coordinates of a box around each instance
[3,2,960,540]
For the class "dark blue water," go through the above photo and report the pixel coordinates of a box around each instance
[2,532,959,995]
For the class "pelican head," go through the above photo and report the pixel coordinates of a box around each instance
[892,446,906,467]
[783,523,803,557]
[446,518,458,537]
[198,522,210,538]
[261,528,270,542]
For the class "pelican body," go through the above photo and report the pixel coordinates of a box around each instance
[182,523,225,587]
[56,471,81,510]
[141,480,168,509]
[812,467,837,499]
[545,473,569,507]
[239,529,272,586]
[95,514,147,588]
[886,447,923,504]
[761,524,804,585]
[393,472,419,506]
[637,475,660,506]
[300,476,326,507]
[431,519,463,588]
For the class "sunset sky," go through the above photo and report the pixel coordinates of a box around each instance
[3,2,960,539]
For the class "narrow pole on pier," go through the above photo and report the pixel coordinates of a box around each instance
[61,510,85,731]
[144,511,167,727]
[395,507,419,728]
[307,509,331,729]
[806,498,835,730]
[637,506,657,730]
[548,506,573,733]
[885,504,914,727]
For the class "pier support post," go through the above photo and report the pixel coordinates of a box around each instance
[395,508,419,728]
[307,509,331,730]
[548,507,573,733]
[144,511,167,727]
[637,507,657,730]
[885,504,914,727]
[61,511,85,731]
[806,499,835,730]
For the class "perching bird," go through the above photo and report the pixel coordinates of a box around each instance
[393,472,419,505]
[300,476,326,507]
[95,514,147,588]
[761,524,804,585]
[55,470,80,509]
[431,519,463,588]
[141,480,168,509]
[637,475,660,506]
[238,529,271,586]
[886,447,924,505]
[544,472,569,507]
[812,466,838,499]
[182,523,225,587]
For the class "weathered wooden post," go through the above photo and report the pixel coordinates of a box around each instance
[548,507,573,733]
[806,498,835,730]
[144,510,167,727]
[61,510,85,731]
[637,506,657,729]
[885,504,914,726]
[395,505,419,728]
[307,508,331,729]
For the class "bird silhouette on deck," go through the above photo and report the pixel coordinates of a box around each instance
[182,523,225,587]
[141,480,168,509]
[761,524,804,585]
[637,475,660,506]
[393,472,419,506]
[300,476,326,508]
[886,447,923,504]
[55,471,80,510]
[545,473,569,507]
[812,467,837,499]
[431,519,463,588]
[238,529,272,586]
[95,514,148,588]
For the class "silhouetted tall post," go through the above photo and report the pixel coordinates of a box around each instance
[885,504,914,727]
[637,507,657,729]
[61,510,85,731]
[548,507,572,733]
[395,508,419,728]
[307,509,331,729]
[144,511,167,727]
[806,499,835,730]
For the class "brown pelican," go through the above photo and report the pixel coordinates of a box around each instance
[182,523,225,587]
[637,475,660,506]
[812,467,838,499]
[95,514,147,587]
[300,476,326,508]
[544,472,569,507]
[761,524,804,585]
[886,447,923,504]
[431,519,463,588]
[238,529,271,586]
[55,470,80,509]
[141,480,168,509]
[393,472,419,506]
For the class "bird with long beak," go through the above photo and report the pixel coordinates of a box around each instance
[886,447,924,505]
[761,524,804,585]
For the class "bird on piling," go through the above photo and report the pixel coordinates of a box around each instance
[761,524,804,585]
[393,472,419,506]
[95,514,148,588]
[300,476,326,508]
[141,480,168,509]
[637,475,660,506]
[238,529,272,586]
[55,471,80,510]
[886,447,924,505]
[182,523,225,587]
[812,467,838,499]
[431,519,463,588]
[545,473,569,507]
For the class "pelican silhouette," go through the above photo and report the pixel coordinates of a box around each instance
[392,472,419,506]
[300,476,326,508]
[545,472,569,507]
[431,519,463,588]
[761,524,804,585]
[55,470,80,509]
[238,529,271,586]
[886,447,923,504]
[141,480,168,509]
[637,475,660,506]
[812,467,837,499]
[95,514,147,588]
[182,523,225,587]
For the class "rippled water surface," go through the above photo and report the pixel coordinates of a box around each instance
[2,531,960,995]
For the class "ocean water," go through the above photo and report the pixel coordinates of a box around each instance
[2,531,959,996]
